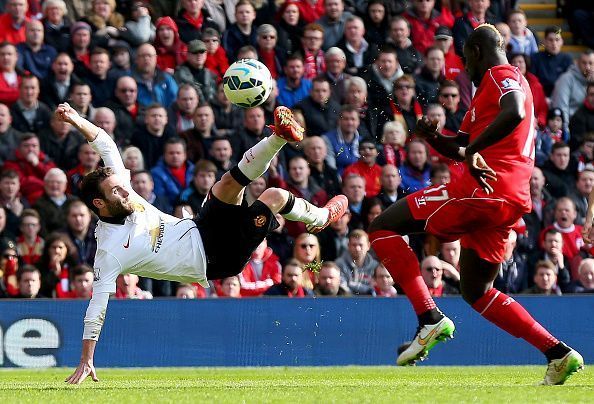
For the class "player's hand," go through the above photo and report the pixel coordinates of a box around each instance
[65,361,98,385]
[464,149,497,194]
[55,103,79,125]
[414,116,440,140]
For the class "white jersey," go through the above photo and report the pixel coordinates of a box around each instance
[82,130,208,341]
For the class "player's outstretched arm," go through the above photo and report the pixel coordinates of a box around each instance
[414,116,465,162]
[55,103,101,142]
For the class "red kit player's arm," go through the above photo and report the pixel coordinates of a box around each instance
[464,91,526,156]
[414,116,465,162]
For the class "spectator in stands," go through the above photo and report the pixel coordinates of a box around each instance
[572,134,594,172]
[300,23,326,79]
[223,0,258,62]
[208,137,236,179]
[238,238,282,296]
[372,264,397,297]
[361,44,402,121]
[386,16,422,75]
[509,53,547,128]
[530,26,573,97]
[551,50,594,128]
[104,76,140,147]
[175,40,217,104]
[541,142,577,198]
[80,0,124,46]
[63,200,96,266]
[569,168,594,225]
[154,17,187,75]
[399,138,431,195]
[122,146,145,172]
[452,0,495,57]
[85,47,119,107]
[507,10,538,56]
[342,173,366,230]
[303,136,342,198]
[40,53,76,109]
[16,209,43,265]
[343,139,382,198]
[317,0,352,51]
[318,209,350,262]
[313,261,351,296]
[203,28,229,82]
[0,0,29,44]
[0,169,25,234]
[255,24,282,80]
[523,260,562,296]
[433,26,464,80]
[264,258,313,297]
[377,121,407,166]
[388,74,423,136]
[10,75,51,134]
[16,20,56,80]
[4,133,56,205]
[415,47,445,107]
[176,283,197,299]
[178,159,217,213]
[65,264,94,299]
[337,16,377,76]
[567,258,594,293]
[336,229,378,295]
[493,230,528,294]
[110,41,132,77]
[0,42,21,107]
[179,104,216,162]
[523,167,554,252]
[421,255,459,296]
[0,103,21,166]
[38,114,84,171]
[292,233,321,289]
[33,168,75,235]
[275,0,304,55]
[343,76,372,139]
[151,138,195,207]
[0,238,17,297]
[167,84,199,134]
[37,231,78,298]
[131,170,171,214]
[321,47,349,105]
[15,265,44,298]
[67,143,100,197]
[131,103,176,168]
[133,43,179,108]
[218,276,241,298]
[267,213,294,264]
[295,77,340,137]
[175,0,220,44]
[232,106,272,160]
[277,54,312,109]
[41,0,71,53]
[535,108,569,166]
[115,273,153,299]
[68,82,94,121]
[93,107,117,141]
[569,83,594,149]
[404,0,452,55]
[430,162,451,186]
[377,164,402,208]
[361,197,384,231]
[363,0,390,47]
[323,105,361,174]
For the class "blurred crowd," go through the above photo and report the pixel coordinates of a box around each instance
[0,0,594,300]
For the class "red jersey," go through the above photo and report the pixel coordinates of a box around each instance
[458,65,535,212]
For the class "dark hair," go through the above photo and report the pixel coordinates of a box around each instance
[131,169,153,180]
[544,26,562,38]
[80,166,115,215]
[90,47,110,58]
[16,264,40,282]
[0,169,19,181]
[71,263,94,279]
[551,141,569,153]
[19,74,38,88]
[587,82,594,92]
[20,208,40,222]
[285,52,304,65]
[65,199,89,215]
[312,75,330,87]
[389,16,410,31]
[146,102,165,112]
[430,163,450,178]
[361,197,383,230]
[544,228,560,239]
[19,132,38,144]
[377,43,398,57]
[70,81,90,93]
[194,159,217,174]
[340,103,358,116]
[282,258,304,274]
[0,41,16,51]
[37,232,78,275]
[164,137,187,151]
[425,45,444,57]
[235,0,255,11]
[510,52,531,71]
[439,80,459,93]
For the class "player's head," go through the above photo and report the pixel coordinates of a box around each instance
[81,166,133,219]
[463,23,506,86]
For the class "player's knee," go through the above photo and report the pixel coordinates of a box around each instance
[460,282,485,305]
[258,188,288,212]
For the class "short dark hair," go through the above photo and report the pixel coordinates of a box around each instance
[90,47,110,58]
[285,52,304,65]
[80,166,115,215]
[340,104,358,116]
[72,264,94,279]
[16,265,40,282]
[164,137,187,151]
[282,258,303,274]
[439,80,459,93]
[544,26,562,38]
[544,228,560,239]
[0,169,19,181]
[65,199,89,215]
[194,159,217,174]
[551,141,569,153]
[19,132,38,144]
[312,75,330,86]
[430,163,450,178]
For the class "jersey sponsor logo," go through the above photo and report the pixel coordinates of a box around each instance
[149,218,165,253]
[414,196,427,208]
[93,267,101,282]
[123,234,131,249]
[254,214,267,227]
[501,78,521,90]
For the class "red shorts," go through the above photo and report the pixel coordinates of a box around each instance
[406,183,525,263]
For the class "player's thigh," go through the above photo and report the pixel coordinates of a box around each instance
[211,172,245,205]
[368,197,425,235]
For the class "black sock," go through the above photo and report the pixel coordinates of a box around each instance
[417,308,444,326]
[544,342,571,363]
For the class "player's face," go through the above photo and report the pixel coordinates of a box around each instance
[282,266,303,291]
[534,268,556,291]
[99,175,134,218]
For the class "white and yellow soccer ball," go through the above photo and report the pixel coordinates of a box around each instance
[223,59,273,108]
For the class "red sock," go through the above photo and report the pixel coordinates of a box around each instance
[472,288,558,352]
[369,230,436,315]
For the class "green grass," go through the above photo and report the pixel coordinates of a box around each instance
[0,366,592,403]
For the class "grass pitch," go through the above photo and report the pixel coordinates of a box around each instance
[0,366,591,403]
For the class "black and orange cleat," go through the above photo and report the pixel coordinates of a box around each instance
[268,106,305,142]
[306,195,348,234]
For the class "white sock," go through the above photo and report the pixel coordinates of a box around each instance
[282,197,329,226]
[237,135,286,181]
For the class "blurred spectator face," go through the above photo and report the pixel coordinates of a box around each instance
[176,284,197,298]
[0,44,17,71]
[216,83,230,106]
[438,86,460,112]
[366,203,382,226]
[381,165,401,192]
[90,52,111,78]
[177,87,199,115]
[135,44,158,74]
[576,170,594,196]
[203,33,220,54]
[550,146,570,170]
[325,53,346,76]
[529,167,545,197]
[72,29,91,49]
[373,264,394,292]
[20,77,40,105]
[284,59,305,81]
[440,240,460,267]
[182,0,204,15]
[282,4,300,25]
[289,157,311,184]
[116,77,138,107]
[382,125,406,147]
[124,148,143,171]
[257,30,277,51]
[94,109,117,134]
[70,85,92,110]
[52,54,74,82]
[48,238,68,264]
[578,53,594,80]
[78,143,100,170]
[72,271,94,298]
[469,0,490,15]
[0,175,19,199]
[508,12,527,36]
[45,2,65,24]
[348,234,370,261]
[19,270,41,298]
[533,265,556,292]
[164,143,186,168]
[345,82,366,108]
[434,35,453,54]
[548,116,563,132]
[544,231,563,255]
[368,2,385,24]
[247,176,266,199]
[157,25,175,47]
[586,86,594,110]
[117,273,140,297]
[304,137,327,164]
[375,52,398,79]
[221,276,241,297]
[421,256,443,289]
[235,3,256,26]
[317,266,341,295]
[554,199,576,228]
[295,234,319,263]
[426,49,445,75]
[113,48,131,69]
[44,171,67,198]
[244,107,265,132]
[414,0,435,17]
[510,55,527,75]
[194,105,215,131]
[407,142,428,169]
[187,48,207,68]
[67,204,91,234]
[338,110,360,134]
[345,19,364,43]
[7,0,27,22]
[282,264,303,291]
[303,28,324,52]
[0,103,11,131]
[495,23,511,48]
[578,260,594,289]
[390,19,409,45]
[431,168,450,185]
[427,105,446,129]
[132,172,154,197]
[93,0,113,19]
[50,116,72,137]
[209,139,232,162]
[193,169,216,193]
[311,80,331,104]
[20,215,40,239]
[359,142,378,165]
[145,107,168,133]
[544,31,563,55]
[343,176,366,203]
[19,136,40,158]
[394,79,414,105]
[325,0,344,21]
[237,48,257,60]
[25,20,44,47]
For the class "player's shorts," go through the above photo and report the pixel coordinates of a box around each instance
[195,192,279,279]
[406,183,525,263]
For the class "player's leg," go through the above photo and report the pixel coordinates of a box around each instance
[211,106,304,205]
[460,247,584,385]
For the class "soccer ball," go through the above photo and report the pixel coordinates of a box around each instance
[223,59,273,108]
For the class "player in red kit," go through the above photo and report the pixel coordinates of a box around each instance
[368,24,584,385]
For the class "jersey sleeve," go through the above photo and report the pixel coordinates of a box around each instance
[82,291,110,341]
[487,68,526,105]
[458,110,471,135]
[92,249,121,294]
